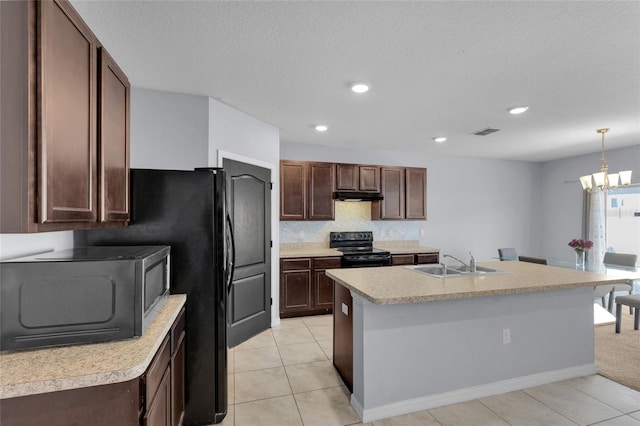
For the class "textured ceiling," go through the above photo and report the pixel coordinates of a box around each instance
[71,0,640,162]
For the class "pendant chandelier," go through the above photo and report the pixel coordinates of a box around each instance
[579,128,632,191]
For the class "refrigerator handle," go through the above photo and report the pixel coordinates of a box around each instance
[225,213,236,294]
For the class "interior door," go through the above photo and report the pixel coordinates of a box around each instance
[224,159,272,347]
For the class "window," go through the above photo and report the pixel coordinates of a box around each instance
[606,185,640,261]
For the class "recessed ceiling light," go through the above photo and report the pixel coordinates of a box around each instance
[315,125,328,132]
[433,136,447,143]
[351,83,370,94]
[508,106,529,115]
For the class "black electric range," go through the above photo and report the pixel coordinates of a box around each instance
[330,231,392,268]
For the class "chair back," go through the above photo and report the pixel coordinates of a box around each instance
[603,252,637,268]
[498,248,518,261]
[518,255,548,265]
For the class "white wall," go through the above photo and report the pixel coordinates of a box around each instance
[539,144,640,263]
[281,143,542,262]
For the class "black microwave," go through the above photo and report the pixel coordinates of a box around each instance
[0,245,170,351]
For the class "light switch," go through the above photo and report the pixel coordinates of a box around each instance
[342,303,349,315]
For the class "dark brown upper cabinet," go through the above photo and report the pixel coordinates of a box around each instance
[335,164,380,192]
[280,161,335,221]
[0,0,130,233]
[372,167,405,220]
[372,167,427,220]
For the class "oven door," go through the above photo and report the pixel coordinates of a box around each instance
[341,255,392,268]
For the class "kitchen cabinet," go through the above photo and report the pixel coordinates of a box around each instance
[0,0,130,233]
[333,282,353,392]
[280,257,341,317]
[392,253,439,265]
[391,254,415,266]
[279,161,335,221]
[372,167,427,220]
[0,307,186,426]
[335,164,380,192]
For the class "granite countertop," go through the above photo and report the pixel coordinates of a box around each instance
[326,261,632,305]
[0,294,186,399]
[280,241,439,258]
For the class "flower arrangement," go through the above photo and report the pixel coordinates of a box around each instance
[568,239,594,252]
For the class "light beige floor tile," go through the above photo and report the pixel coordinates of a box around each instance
[228,350,235,374]
[524,381,623,425]
[372,409,441,426]
[234,345,282,372]
[285,359,343,393]
[235,395,303,426]
[317,338,333,359]
[294,386,360,426]
[273,326,316,346]
[308,325,333,341]
[479,390,577,426]
[278,341,328,366]
[590,416,640,426]
[228,372,235,405]
[234,366,292,403]
[234,329,276,351]
[429,400,509,426]
[274,318,308,329]
[302,314,333,327]
[564,375,640,414]
[631,411,640,421]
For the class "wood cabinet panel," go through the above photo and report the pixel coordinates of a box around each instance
[315,270,334,309]
[39,0,98,224]
[281,258,312,271]
[171,331,185,426]
[416,254,439,264]
[281,270,313,311]
[308,162,335,220]
[144,367,171,426]
[280,257,340,317]
[146,335,171,411]
[99,47,130,222]
[405,167,427,219]
[335,164,358,191]
[372,167,405,220]
[333,282,353,392]
[280,161,307,220]
[391,254,415,266]
[358,166,380,191]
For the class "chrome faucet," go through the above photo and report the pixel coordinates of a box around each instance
[443,252,476,273]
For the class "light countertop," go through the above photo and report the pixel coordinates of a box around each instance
[280,241,439,258]
[0,294,186,399]
[326,261,633,305]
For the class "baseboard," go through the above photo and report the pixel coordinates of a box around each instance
[355,363,598,423]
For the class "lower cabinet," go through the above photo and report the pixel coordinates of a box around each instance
[0,307,186,426]
[280,257,341,318]
[333,282,353,392]
[391,253,439,266]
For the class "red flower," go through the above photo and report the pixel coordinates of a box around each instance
[568,239,593,250]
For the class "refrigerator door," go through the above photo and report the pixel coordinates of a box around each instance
[80,169,228,425]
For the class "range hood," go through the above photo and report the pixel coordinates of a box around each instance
[333,191,384,201]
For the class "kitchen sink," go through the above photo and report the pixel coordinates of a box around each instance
[407,264,509,278]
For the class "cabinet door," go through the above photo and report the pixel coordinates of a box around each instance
[280,270,313,313]
[391,254,415,266]
[315,270,335,310]
[99,48,130,223]
[308,162,335,220]
[416,254,438,264]
[373,167,405,220]
[144,367,171,426]
[405,168,427,220]
[358,166,380,192]
[335,164,358,191]
[280,161,307,220]
[333,282,353,392]
[39,0,98,224]
[171,330,185,426]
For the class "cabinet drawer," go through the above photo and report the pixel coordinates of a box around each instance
[145,334,170,410]
[171,307,185,353]
[391,254,415,265]
[416,254,439,264]
[281,258,312,271]
[314,257,341,269]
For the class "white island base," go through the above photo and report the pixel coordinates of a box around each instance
[350,287,595,422]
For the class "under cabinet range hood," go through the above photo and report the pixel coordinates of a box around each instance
[333,191,384,201]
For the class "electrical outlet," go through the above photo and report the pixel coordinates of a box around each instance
[299,230,305,240]
[502,328,511,344]
[420,228,425,236]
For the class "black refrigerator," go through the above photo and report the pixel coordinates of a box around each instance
[77,168,232,425]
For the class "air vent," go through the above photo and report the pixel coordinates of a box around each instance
[472,127,501,136]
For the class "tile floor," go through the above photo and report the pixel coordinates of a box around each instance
[220,314,640,426]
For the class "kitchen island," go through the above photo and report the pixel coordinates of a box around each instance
[326,262,633,423]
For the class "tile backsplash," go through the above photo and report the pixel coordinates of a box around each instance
[280,201,422,243]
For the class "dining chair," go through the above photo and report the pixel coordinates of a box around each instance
[518,255,548,265]
[602,252,637,313]
[498,248,518,261]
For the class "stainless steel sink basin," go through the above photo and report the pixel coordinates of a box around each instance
[407,264,509,278]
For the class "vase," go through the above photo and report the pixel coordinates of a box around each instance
[575,250,585,270]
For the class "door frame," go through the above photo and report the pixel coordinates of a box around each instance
[217,150,280,327]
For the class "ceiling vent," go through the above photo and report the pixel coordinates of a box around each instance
[472,127,501,136]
